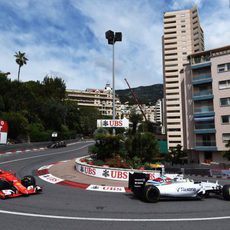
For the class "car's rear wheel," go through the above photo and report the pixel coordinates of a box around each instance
[21,175,36,188]
[222,185,230,200]
[143,185,160,203]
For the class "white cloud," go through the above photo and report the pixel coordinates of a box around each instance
[0,0,229,90]
[171,0,204,10]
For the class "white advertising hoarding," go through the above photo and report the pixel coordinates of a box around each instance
[97,118,129,128]
[0,120,8,144]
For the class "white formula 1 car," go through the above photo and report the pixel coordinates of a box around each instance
[128,172,230,203]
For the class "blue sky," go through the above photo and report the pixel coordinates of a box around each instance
[0,0,229,90]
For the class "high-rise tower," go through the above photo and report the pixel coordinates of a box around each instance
[163,6,204,149]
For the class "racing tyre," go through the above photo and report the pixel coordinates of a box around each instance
[21,175,36,188]
[196,192,205,200]
[222,185,230,201]
[143,185,160,203]
[0,179,12,190]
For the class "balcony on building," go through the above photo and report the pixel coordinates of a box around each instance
[192,74,212,85]
[194,118,215,134]
[195,144,217,151]
[195,133,217,151]
[192,89,213,101]
[191,61,211,69]
[190,53,211,69]
[194,105,215,117]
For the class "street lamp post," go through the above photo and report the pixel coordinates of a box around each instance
[105,30,122,135]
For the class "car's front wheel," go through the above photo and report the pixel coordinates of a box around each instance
[21,175,36,188]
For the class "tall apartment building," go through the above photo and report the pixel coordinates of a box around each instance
[154,99,164,125]
[66,83,122,118]
[182,45,230,163]
[163,6,204,149]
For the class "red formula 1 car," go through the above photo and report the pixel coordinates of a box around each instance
[0,169,42,199]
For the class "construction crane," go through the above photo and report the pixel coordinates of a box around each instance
[124,78,148,121]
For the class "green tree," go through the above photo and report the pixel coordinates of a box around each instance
[2,112,29,141]
[138,121,162,134]
[0,95,5,112]
[14,51,28,81]
[40,98,67,131]
[78,107,101,136]
[129,109,143,134]
[42,76,66,99]
[168,144,187,165]
[90,134,125,160]
[64,100,81,131]
[125,132,159,163]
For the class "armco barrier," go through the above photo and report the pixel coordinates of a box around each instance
[75,156,165,181]
[184,168,211,177]
[210,169,230,179]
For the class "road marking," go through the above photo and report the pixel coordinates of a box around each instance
[0,143,93,165]
[39,174,64,184]
[0,209,230,222]
[86,184,126,192]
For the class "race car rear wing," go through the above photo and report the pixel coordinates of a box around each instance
[128,172,149,197]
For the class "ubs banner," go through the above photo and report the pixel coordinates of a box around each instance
[97,118,129,128]
[0,120,8,144]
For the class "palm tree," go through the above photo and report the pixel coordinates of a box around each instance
[14,51,28,81]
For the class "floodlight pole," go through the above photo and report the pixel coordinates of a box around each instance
[112,40,115,136]
[105,30,122,136]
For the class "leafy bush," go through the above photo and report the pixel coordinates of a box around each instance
[89,134,126,161]
[89,131,160,169]
[105,155,131,168]
[29,122,50,142]
[125,132,160,163]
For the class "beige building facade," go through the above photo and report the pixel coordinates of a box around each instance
[163,6,204,149]
[182,45,230,163]
[66,84,121,118]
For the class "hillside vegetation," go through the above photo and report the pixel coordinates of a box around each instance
[116,84,163,105]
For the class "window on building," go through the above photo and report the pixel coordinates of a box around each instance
[222,133,230,143]
[222,115,230,124]
[164,15,176,19]
[219,80,230,89]
[220,97,230,106]
[217,63,230,73]
[165,31,177,35]
[164,26,177,29]
[169,141,182,144]
[167,128,181,132]
[165,64,178,67]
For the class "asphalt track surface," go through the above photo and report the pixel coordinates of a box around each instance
[0,142,230,230]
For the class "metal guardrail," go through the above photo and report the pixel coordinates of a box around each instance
[0,139,80,153]
[0,142,50,152]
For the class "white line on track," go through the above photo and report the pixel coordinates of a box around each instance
[0,143,93,165]
[0,209,230,222]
